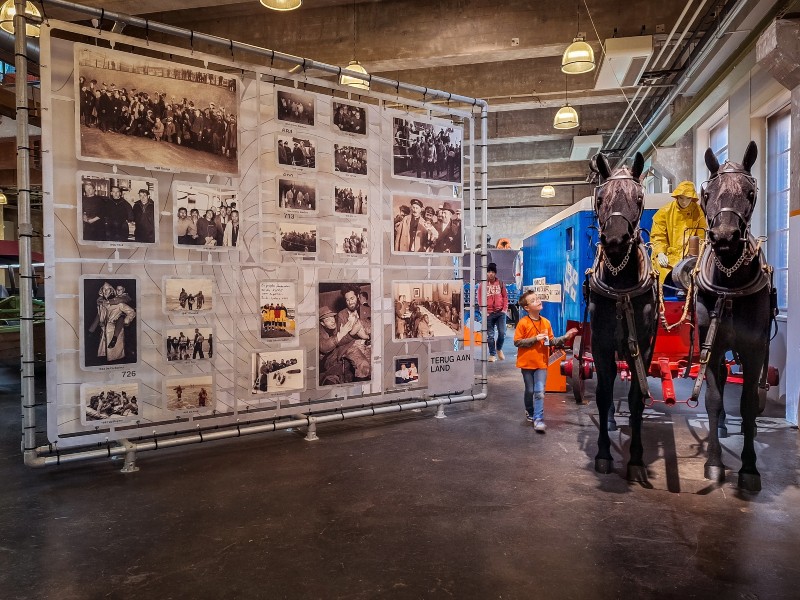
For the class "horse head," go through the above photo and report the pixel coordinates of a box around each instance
[591,152,645,265]
[702,141,758,259]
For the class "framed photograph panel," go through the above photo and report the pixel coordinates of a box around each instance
[276,135,317,170]
[80,382,141,426]
[250,349,305,395]
[334,226,368,255]
[75,43,239,176]
[260,281,297,340]
[279,222,317,255]
[164,326,214,362]
[276,88,315,127]
[333,183,368,217]
[392,280,462,341]
[163,276,214,316]
[173,182,240,250]
[391,194,463,255]
[77,171,158,247]
[391,115,463,184]
[318,282,372,387]
[333,143,368,176]
[80,275,139,371]
[277,177,317,214]
[164,375,214,416]
[393,357,420,387]
[332,100,367,136]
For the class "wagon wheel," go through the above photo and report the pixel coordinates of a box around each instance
[571,335,586,404]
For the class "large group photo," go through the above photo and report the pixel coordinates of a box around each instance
[333,144,368,176]
[392,195,463,254]
[79,172,157,245]
[173,183,240,249]
[76,45,239,175]
[276,89,315,126]
[251,350,305,395]
[332,101,367,135]
[80,382,140,425]
[81,276,138,369]
[318,282,372,387]
[277,136,317,169]
[279,223,317,254]
[278,178,316,212]
[392,116,463,184]
[393,280,461,341]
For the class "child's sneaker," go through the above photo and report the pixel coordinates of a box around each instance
[533,419,547,432]
[488,355,497,362]
[525,413,533,422]
[497,350,505,360]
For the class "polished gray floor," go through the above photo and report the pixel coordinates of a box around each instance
[1,347,799,599]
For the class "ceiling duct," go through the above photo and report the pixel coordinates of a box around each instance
[570,134,603,160]
[594,35,654,90]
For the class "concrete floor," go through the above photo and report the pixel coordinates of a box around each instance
[1,346,799,600]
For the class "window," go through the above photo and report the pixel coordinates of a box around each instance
[709,116,729,165]
[767,106,790,312]
[566,227,574,252]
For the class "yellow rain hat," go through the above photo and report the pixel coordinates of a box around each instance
[671,180,698,200]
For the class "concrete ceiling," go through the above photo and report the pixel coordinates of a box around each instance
[0,0,790,207]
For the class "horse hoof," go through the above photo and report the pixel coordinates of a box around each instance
[738,472,762,492]
[627,465,648,483]
[595,458,614,474]
[718,427,728,439]
[704,465,726,482]
[608,421,617,432]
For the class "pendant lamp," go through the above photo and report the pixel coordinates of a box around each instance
[553,76,579,129]
[340,0,369,89]
[0,190,7,205]
[541,185,556,198]
[0,0,41,37]
[259,0,302,11]
[561,3,594,75]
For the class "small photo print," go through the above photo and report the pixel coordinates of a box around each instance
[333,144,368,176]
[173,182,240,249]
[81,276,138,369]
[393,280,462,341]
[165,326,213,362]
[80,382,141,426]
[279,222,317,254]
[392,116,463,184]
[251,349,305,395]
[277,178,316,212]
[391,194,463,254]
[163,277,214,315]
[164,375,214,414]
[394,357,420,386]
[260,281,297,340]
[277,135,316,170]
[334,226,368,255]
[333,184,368,216]
[78,172,158,246]
[318,282,372,387]
[276,88,315,126]
[332,100,367,135]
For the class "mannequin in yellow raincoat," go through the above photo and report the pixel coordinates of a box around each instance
[650,180,707,288]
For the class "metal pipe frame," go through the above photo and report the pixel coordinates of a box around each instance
[21,1,490,467]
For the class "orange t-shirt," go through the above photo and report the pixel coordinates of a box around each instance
[514,314,554,370]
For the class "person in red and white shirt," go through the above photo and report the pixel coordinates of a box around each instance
[478,262,508,362]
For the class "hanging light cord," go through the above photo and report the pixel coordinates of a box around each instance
[351,0,357,61]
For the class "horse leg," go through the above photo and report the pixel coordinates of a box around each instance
[737,352,762,492]
[703,351,727,482]
[626,383,647,483]
[718,360,729,439]
[607,401,617,432]
[593,350,616,474]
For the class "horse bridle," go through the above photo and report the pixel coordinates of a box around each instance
[594,174,645,275]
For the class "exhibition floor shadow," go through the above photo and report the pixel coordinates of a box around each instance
[1,351,799,600]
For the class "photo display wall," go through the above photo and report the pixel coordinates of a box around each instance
[43,28,474,448]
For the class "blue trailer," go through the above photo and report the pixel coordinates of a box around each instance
[521,194,672,335]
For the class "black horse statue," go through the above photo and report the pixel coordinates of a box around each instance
[586,152,659,481]
[694,141,776,492]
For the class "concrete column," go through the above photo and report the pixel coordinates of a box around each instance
[757,18,800,424]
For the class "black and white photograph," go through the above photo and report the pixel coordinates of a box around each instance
[334,184,368,216]
[80,382,141,426]
[163,277,214,315]
[81,276,138,369]
[392,116,463,184]
[279,222,317,254]
[251,349,305,395]
[333,144,368,176]
[277,178,316,212]
[76,44,239,176]
[391,194,463,254]
[393,280,462,341]
[277,136,317,170]
[260,281,297,340]
[78,172,158,246]
[394,357,420,386]
[332,100,367,135]
[276,88,315,126]
[318,282,372,387]
[165,326,213,362]
[173,183,240,249]
[164,375,214,415]
[334,226,368,255]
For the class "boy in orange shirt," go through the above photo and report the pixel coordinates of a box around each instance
[514,291,578,432]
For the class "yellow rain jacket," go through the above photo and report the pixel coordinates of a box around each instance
[651,182,707,285]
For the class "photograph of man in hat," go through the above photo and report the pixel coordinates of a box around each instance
[394,197,439,252]
[318,300,371,386]
[651,180,707,290]
[433,201,462,253]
